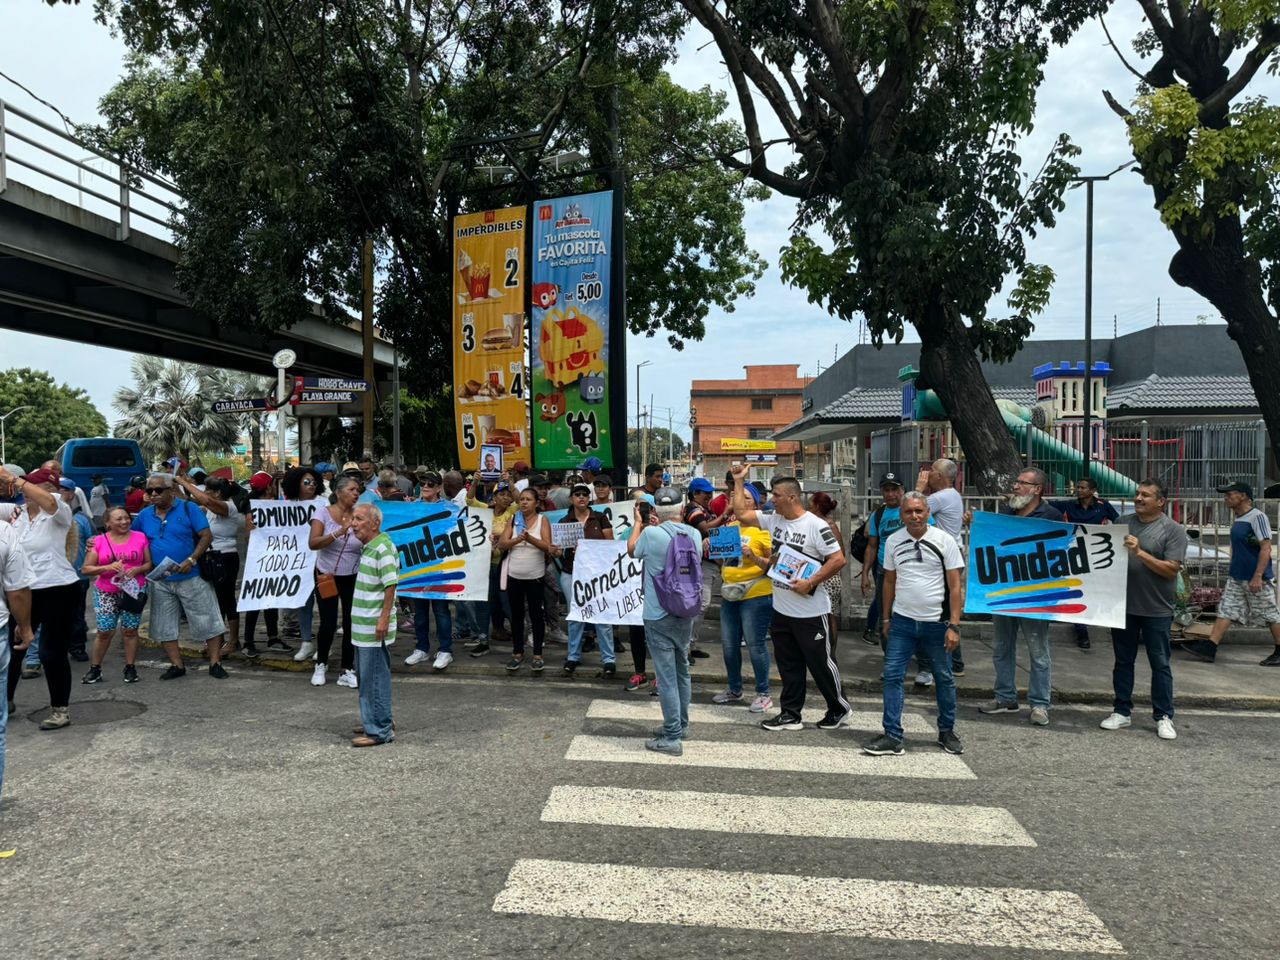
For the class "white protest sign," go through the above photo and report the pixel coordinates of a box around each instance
[238,502,318,611]
[567,539,645,626]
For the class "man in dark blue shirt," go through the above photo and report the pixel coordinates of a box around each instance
[1048,477,1118,649]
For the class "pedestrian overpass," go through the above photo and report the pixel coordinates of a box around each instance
[0,99,394,382]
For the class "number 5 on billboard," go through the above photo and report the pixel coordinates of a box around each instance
[462,420,477,450]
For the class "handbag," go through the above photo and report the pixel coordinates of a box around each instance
[102,537,147,613]
[720,574,765,602]
[315,518,351,599]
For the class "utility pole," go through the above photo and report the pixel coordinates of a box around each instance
[667,408,673,468]
[361,237,375,459]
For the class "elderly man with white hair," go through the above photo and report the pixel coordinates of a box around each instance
[349,502,400,748]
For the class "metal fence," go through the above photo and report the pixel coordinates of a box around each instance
[870,418,1271,500]
[0,98,180,243]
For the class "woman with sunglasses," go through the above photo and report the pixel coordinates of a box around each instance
[281,467,324,662]
[498,488,553,672]
[556,483,616,676]
[0,466,90,729]
[80,506,152,684]
[175,473,247,654]
[308,474,361,687]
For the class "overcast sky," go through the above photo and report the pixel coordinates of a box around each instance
[0,3,1233,445]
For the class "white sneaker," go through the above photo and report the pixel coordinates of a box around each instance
[404,649,430,666]
[310,663,327,686]
[1156,716,1177,740]
[336,669,358,688]
[294,641,316,663]
[749,694,773,713]
[914,670,934,687]
[432,651,454,671]
[1099,712,1131,730]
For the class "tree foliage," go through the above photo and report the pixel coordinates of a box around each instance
[80,0,766,387]
[1105,0,1280,460]
[0,368,108,470]
[681,0,1105,492]
[627,426,689,472]
[112,357,241,464]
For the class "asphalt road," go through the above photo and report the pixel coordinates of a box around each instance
[2,652,1278,960]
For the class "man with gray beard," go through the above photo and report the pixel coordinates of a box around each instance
[978,468,1062,727]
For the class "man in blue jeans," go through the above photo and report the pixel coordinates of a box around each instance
[979,468,1062,726]
[628,488,704,756]
[863,492,965,756]
[1099,479,1186,741]
[1,520,36,805]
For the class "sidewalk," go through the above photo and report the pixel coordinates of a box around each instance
[140,616,1280,711]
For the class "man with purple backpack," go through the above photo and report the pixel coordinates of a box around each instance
[627,487,705,756]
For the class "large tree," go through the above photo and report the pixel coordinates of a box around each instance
[1103,2,1280,458]
[0,368,108,469]
[680,0,1104,492]
[81,1,765,385]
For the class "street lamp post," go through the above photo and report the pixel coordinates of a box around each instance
[636,360,651,484]
[1,405,32,464]
[1069,161,1134,478]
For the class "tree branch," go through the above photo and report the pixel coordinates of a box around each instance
[1102,88,1133,120]
[801,0,865,124]
[1097,13,1149,84]
[1200,24,1280,121]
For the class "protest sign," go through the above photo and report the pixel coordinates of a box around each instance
[479,443,503,482]
[238,502,319,611]
[542,503,631,539]
[707,526,743,561]
[964,512,1127,628]
[768,544,820,591]
[552,521,584,549]
[380,500,493,600]
[567,539,644,626]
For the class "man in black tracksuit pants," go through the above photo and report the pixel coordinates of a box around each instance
[730,465,850,730]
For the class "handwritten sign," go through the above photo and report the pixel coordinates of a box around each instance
[238,503,317,611]
[567,539,644,626]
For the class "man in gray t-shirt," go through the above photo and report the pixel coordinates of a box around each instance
[1100,480,1187,741]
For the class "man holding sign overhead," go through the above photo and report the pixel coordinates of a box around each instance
[730,464,850,732]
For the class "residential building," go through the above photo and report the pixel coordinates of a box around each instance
[690,364,816,479]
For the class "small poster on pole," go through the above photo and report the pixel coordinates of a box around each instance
[707,526,743,561]
[479,443,504,482]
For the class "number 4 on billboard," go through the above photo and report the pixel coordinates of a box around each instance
[510,369,524,399]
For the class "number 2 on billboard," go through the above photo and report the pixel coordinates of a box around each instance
[505,248,519,288]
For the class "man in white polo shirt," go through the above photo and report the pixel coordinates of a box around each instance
[864,490,965,757]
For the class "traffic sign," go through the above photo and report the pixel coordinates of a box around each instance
[272,349,297,369]
[301,376,368,392]
[213,398,272,414]
[296,390,356,404]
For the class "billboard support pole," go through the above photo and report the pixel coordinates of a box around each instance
[607,84,628,489]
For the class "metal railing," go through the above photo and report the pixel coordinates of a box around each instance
[0,98,180,243]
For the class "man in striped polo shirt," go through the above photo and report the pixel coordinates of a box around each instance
[350,503,400,748]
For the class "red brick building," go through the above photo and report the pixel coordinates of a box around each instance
[690,364,814,479]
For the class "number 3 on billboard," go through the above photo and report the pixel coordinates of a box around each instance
[461,322,476,353]
[462,420,477,450]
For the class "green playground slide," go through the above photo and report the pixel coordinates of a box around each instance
[999,407,1137,498]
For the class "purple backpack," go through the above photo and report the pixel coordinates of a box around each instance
[653,525,703,618]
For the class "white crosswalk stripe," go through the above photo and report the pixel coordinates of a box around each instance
[565,734,977,779]
[585,698,935,733]
[491,695,1123,954]
[493,858,1124,954]
[542,785,1037,847]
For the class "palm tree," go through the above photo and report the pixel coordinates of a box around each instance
[113,358,241,465]
[217,370,273,468]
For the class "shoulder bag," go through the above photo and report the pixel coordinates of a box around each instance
[316,516,350,599]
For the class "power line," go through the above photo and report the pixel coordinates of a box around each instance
[0,69,77,133]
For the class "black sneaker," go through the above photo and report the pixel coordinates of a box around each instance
[81,665,104,685]
[209,663,229,679]
[1261,648,1280,667]
[952,663,966,677]
[504,656,524,673]
[760,713,804,732]
[1181,638,1217,663]
[469,641,490,657]
[69,648,90,663]
[862,733,905,756]
[597,663,616,679]
[860,630,880,646]
[563,660,581,676]
[689,647,710,659]
[159,665,187,681]
[243,642,261,660]
[123,664,139,684]
[266,637,294,652]
[816,711,849,730]
[937,730,964,755]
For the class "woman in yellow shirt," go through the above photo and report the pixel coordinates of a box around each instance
[712,485,774,713]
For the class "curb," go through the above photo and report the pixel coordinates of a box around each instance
[137,636,1280,712]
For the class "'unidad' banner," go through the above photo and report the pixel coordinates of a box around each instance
[964,512,1127,629]
[380,501,493,601]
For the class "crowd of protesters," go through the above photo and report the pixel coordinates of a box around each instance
[3,447,1279,776]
